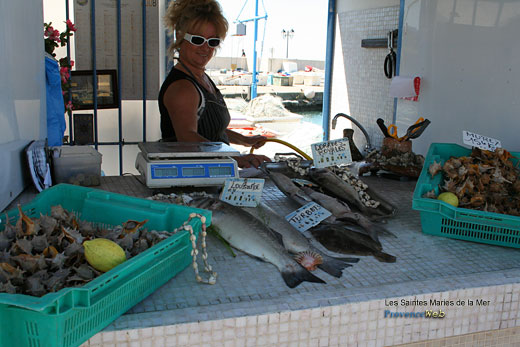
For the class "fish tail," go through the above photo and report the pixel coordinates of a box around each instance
[373,251,397,263]
[282,265,326,288]
[318,254,359,278]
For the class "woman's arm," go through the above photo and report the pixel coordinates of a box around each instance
[226,129,267,149]
[163,79,208,142]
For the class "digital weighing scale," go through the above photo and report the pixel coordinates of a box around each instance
[135,142,240,188]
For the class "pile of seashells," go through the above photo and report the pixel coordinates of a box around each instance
[0,206,171,297]
[426,147,520,216]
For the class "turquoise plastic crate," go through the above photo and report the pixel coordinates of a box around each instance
[0,184,212,347]
[412,143,520,248]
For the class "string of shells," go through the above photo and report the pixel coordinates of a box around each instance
[0,206,172,297]
[330,166,381,208]
[426,147,520,216]
[274,154,309,176]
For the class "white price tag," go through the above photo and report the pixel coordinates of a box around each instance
[311,139,352,168]
[285,202,332,232]
[462,131,501,151]
[219,178,264,207]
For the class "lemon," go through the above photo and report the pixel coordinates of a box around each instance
[437,192,459,207]
[83,238,126,272]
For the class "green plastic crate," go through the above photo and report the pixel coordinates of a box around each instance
[0,184,212,347]
[412,143,520,248]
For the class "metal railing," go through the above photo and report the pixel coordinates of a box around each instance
[64,0,150,175]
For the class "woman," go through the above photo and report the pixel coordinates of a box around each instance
[159,0,270,169]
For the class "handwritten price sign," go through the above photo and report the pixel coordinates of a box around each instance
[285,202,332,232]
[462,131,501,151]
[220,178,265,207]
[311,138,352,168]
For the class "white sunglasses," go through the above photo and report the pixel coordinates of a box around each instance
[184,33,221,48]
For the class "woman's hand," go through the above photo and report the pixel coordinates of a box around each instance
[234,153,271,169]
[242,135,267,149]
[226,129,267,149]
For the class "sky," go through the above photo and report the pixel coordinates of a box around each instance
[42,0,329,62]
[216,0,329,61]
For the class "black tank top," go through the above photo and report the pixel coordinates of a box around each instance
[159,67,230,144]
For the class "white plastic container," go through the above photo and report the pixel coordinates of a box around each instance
[51,146,102,186]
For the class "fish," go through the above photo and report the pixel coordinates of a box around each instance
[299,186,393,242]
[187,196,326,288]
[265,172,397,262]
[308,168,396,219]
[310,224,397,263]
[242,202,359,278]
[268,171,390,242]
[267,171,313,206]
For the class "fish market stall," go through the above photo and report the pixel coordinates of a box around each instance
[4,157,520,346]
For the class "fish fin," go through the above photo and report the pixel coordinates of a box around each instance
[281,265,326,288]
[317,254,359,278]
[268,228,285,246]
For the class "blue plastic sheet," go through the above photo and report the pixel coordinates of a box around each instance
[45,56,66,146]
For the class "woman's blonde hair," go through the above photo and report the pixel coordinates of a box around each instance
[164,0,228,57]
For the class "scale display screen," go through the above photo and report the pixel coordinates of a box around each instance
[154,167,178,178]
[182,167,205,177]
[150,162,236,180]
[209,166,233,176]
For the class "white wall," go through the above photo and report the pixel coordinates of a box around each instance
[331,0,400,151]
[0,0,46,211]
[396,0,520,155]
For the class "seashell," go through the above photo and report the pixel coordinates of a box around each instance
[31,235,49,253]
[43,246,59,258]
[423,189,437,199]
[0,268,9,283]
[131,238,149,256]
[0,250,10,263]
[441,178,457,192]
[64,242,84,257]
[0,233,11,252]
[74,264,95,280]
[3,213,16,240]
[12,238,33,255]
[44,268,71,292]
[61,227,85,244]
[15,205,39,237]
[469,195,485,207]
[0,281,16,294]
[122,219,148,234]
[294,251,323,271]
[51,205,72,223]
[49,252,67,270]
[0,262,22,277]
[11,254,46,273]
[116,233,134,250]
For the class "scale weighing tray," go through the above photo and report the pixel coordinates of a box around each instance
[135,142,240,188]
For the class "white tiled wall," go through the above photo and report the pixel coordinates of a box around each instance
[83,283,520,346]
[331,6,400,150]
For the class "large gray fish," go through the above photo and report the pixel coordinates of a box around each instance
[242,202,359,278]
[268,172,387,243]
[299,186,392,243]
[187,196,326,288]
[308,168,397,219]
[310,224,396,263]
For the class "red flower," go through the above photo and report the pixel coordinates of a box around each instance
[66,19,77,32]
[60,66,70,83]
